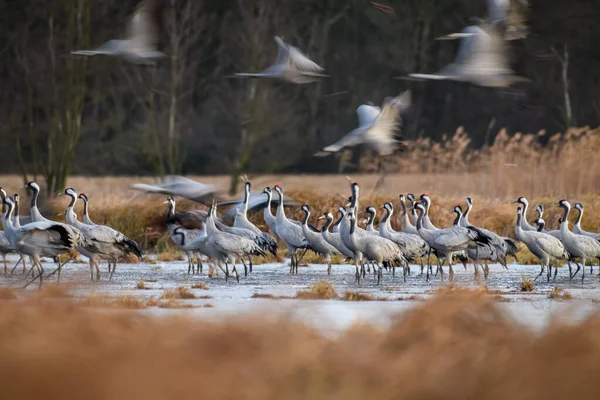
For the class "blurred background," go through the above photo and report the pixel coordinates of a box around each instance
[0,0,598,194]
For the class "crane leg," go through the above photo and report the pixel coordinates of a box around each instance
[377,263,383,285]
[553,260,558,280]
[403,261,408,283]
[249,256,253,274]
[581,258,586,282]
[225,263,230,282]
[109,262,117,281]
[326,255,332,275]
[571,262,581,280]
[484,262,490,280]
[354,260,361,285]
[10,255,24,274]
[241,258,249,277]
[232,264,240,283]
[95,260,101,280]
[24,261,44,289]
[420,258,424,275]
[448,257,454,282]
[533,264,544,281]
[2,255,7,274]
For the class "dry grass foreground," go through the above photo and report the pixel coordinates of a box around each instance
[1,291,600,399]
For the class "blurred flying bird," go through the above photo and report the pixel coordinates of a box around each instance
[486,0,530,40]
[315,91,411,156]
[131,176,218,205]
[368,1,395,16]
[408,25,528,87]
[235,36,327,84]
[71,0,172,64]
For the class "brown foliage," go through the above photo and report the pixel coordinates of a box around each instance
[295,281,338,299]
[2,291,600,399]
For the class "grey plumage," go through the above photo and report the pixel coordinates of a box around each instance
[319,212,355,260]
[165,196,204,274]
[557,200,600,282]
[2,197,79,288]
[415,202,491,281]
[347,211,407,285]
[573,203,600,241]
[131,176,218,205]
[71,0,171,64]
[380,202,429,264]
[235,36,327,84]
[60,188,142,281]
[315,91,410,156]
[409,24,527,87]
[515,207,570,281]
[233,182,278,257]
[205,203,267,282]
[461,197,518,271]
[298,205,340,275]
[273,185,310,274]
[399,194,419,236]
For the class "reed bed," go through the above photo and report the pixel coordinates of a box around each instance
[1,290,600,399]
[2,127,600,254]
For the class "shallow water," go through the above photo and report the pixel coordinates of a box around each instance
[2,255,599,333]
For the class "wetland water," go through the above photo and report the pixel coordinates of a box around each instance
[3,256,599,332]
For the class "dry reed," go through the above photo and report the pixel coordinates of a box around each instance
[295,281,339,299]
[1,290,600,399]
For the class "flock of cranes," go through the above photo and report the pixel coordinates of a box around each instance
[0,183,142,288]
[2,179,600,287]
[68,0,531,158]
[133,178,599,286]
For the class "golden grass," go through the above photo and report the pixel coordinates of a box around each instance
[341,290,376,301]
[4,127,600,255]
[156,251,185,262]
[2,290,600,399]
[191,282,209,290]
[295,281,339,300]
[251,293,278,299]
[136,279,150,290]
[548,287,573,300]
[520,277,535,292]
[79,293,148,309]
[161,286,197,300]
[156,299,198,309]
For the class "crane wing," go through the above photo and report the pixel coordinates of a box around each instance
[131,176,218,205]
[356,104,381,127]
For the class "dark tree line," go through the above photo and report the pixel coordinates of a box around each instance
[0,0,599,193]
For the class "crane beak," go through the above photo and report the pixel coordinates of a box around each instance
[317,215,325,220]
[510,200,519,204]
[57,193,64,197]
[379,205,385,209]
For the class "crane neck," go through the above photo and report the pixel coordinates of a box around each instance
[559,205,571,236]
[300,210,310,226]
[416,209,424,230]
[243,184,250,215]
[321,216,333,233]
[365,211,375,230]
[3,201,14,231]
[82,199,89,219]
[167,201,175,219]
[452,211,462,226]
[574,207,583,228]
[333,210,344,229]
[463,202,472,226]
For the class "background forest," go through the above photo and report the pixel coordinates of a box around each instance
[0,0,598,194]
